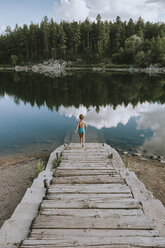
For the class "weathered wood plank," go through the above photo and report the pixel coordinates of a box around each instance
[40,208,144,217]
[59,164,113,170]
[62,158,109,164]
[61,156,107,160]
[22,236,165,247]
[32,215,154,229]
[20,245,157,248]
[46,193,133,201]
[52,175,125,184]
[54,169,118,177]
[29,228,158,239]
[41,198,141,209]
[48,184,131,194]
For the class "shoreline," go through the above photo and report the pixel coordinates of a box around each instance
[1,62,165,75]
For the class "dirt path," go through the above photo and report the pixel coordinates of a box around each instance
[0,153,49,228]
[121,155,165,206]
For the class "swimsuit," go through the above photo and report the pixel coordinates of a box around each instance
[78,120,85,133]
[78,126,85,133]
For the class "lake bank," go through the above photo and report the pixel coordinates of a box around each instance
[121,154,165,207]
[0,152,49,228]
[1,61,165,75]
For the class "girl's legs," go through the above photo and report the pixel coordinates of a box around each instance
[79,133,82,145]
[82,133,85,147]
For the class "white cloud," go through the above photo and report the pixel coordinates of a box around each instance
[54,0,165,23]
[58,102,157,129]
[0,25,6,34]
[59,102,165,156]
[137,104,165,156]
[54,0,90,23]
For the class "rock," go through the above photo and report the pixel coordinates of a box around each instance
[134,153,142,157]
[157,155,164,159]
[117,148,122,152]
[123,151,128,155]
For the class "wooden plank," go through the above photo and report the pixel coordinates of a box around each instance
[20,236,165,248]
[62,159,108,163]
[20,245,155,248]
[54,169,118,177]
[48,184,131,194]
[32,215,154,230]
[59,164,114,170]
[40,208,144,217]
[62,156,106,160]
[52,175,125,184]
[29,229,158,239]
[41,198,141,209]
[46,193,133,201]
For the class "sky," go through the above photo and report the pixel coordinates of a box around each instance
[0,0,165,33]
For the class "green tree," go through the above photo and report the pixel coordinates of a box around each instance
[11,54,18,66]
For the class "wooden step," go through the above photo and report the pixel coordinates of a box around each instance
[20,236,165,248]
[40,208,144,217]
[32,215,154,230]
[54,169,118,177]
[41,198,141,209]
[48,184,131,194]
[45,193,133,201]
[51,175,125,184]
[29,228,159,239]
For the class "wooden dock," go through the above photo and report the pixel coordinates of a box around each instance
[20,143,165,247]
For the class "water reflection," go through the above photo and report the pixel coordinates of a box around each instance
[137,104,165,156]
[0,71,165,156]
[59,102,165,156]
[0,71,165,109]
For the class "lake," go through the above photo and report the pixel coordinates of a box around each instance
[0,70,165,157]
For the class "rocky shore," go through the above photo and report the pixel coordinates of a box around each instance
[1,61,165,76]
[117,148,165,164]
[15,59,68,77]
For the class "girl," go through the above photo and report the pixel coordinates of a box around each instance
[75,114,87,147]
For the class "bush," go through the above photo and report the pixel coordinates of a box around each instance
[35,159,45,175]
[53,158,61,169]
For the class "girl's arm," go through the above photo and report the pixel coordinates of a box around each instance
[75,122,79,134]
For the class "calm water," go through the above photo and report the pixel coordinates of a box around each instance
[0,70,165,157]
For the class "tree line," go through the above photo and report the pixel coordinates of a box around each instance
[0,15,165,67]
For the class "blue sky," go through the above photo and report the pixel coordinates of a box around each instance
[0,0,165,33]
[0,0,56,31]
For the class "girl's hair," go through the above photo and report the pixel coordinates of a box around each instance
[79,114,84,120]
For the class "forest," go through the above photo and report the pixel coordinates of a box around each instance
[0,15,165,67]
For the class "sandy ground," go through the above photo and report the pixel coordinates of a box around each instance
[0,153,49,228]
[121,154,165,206]
[0,152,165,229]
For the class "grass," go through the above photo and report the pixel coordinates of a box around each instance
[67,60,130,69]
[53,158,61,169]
[122,157,129,168]
[35,159,45,176]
